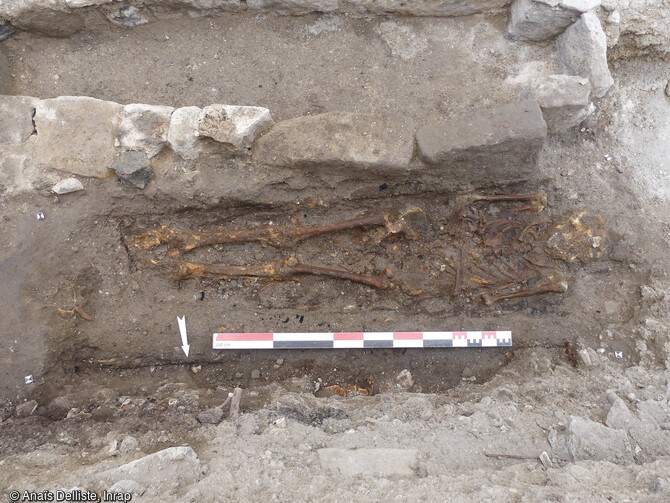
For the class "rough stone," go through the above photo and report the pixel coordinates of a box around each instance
[253,112,414,175]
[0,95,39,145]
[396,369,414,390]
[318,448,419,476]
[649,478,670,492]
[197,406,225,424]
[565,415,633,463]
[32,96,122,178]
[119,436,139,453]
[557,11,614,98]
[108,480,146,496]
[10,5,85,38]
[246,0,338,13]
[415,100,547,184]
[251,370,261,379]
[522,75,593,134]
[117,104,173,157]
[167,106,203,161]
[52,177,84,194]
[507,0,601,41]
[197,104,273,152]
[100,446,201,487]
[110,151,152,189]
[15,400,38,418]
[103,4,149,28]
[0,23,15,41]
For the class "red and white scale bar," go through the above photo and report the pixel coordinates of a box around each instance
[212,331,512,350]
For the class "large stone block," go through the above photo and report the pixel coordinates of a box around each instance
[100,446,201,487]
[9,1,84,38]
[318,448,419,476]
[415,100,547,184]
[557,11,614,98]
[252,112,414,175]
[32,96,122,178]
[507,0,600,41]
[0,95,38,145]
[522,75,594,134]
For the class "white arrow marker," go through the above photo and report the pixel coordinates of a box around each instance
[177,315,190,357]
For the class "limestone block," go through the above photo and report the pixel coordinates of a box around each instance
[100,447,201,487]
[52,177,84,194]
[0,95,38,145]
[117,103,174,158]
[522,75,594,134]
[415,100,547,184]
[252,112,414,175]
[167,106,202,160]
[318,448,419,476]
[507,0,600,41]
[557,11,614,97]
[565,416,633,464]
[32,96,122,178]
[197,104,273,152]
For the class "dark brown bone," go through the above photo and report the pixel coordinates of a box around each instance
[135,211,415,254]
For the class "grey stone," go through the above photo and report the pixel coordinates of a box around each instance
[318,448,420,477]
[396,369,414,390]
[197,406,225,424]
[0,23,15,41]
[10,6,85,38]
[416,100,546,184]
[110,151,152,189]
[251,370,261,379]
[557,11,614,98]
[606,398,670,458]
[507,0,601,41]
[0,95,38,145]
[117,104,174,157]
[605,398,635,430]
[32,96,122,178]
[167,106,202,160]
[119,436,139,453]
[665,80,670,98]
[0,154,55,196]
[15,400,38,418]
[522,75,594,134]
[103,4,149,28]
[197,104,273,152]
[246,0,339,13]
[52,177,84,194]
[347,0,508,16]
[565,415,633,463]
[649,478,670,492]
[253,112,414,175]
[100,446,201,487]
[108,479,146,496]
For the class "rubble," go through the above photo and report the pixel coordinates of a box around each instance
[565,415,633,463]
[110,151,153,189]
[197,104,273,152]
[415,100,547,184]
[556,11,614,98]
[507,0,600,41]
[318,448,420,477]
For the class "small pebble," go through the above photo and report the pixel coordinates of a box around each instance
[251,370,260,379]
[539,451,553,468]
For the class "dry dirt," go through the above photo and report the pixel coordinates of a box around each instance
[1,8,670,502]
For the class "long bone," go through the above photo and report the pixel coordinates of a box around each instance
[163,259,392,289]
[135,211,417,254]
[480,274,568,305]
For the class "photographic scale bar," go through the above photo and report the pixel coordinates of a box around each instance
[212,331,512,350]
